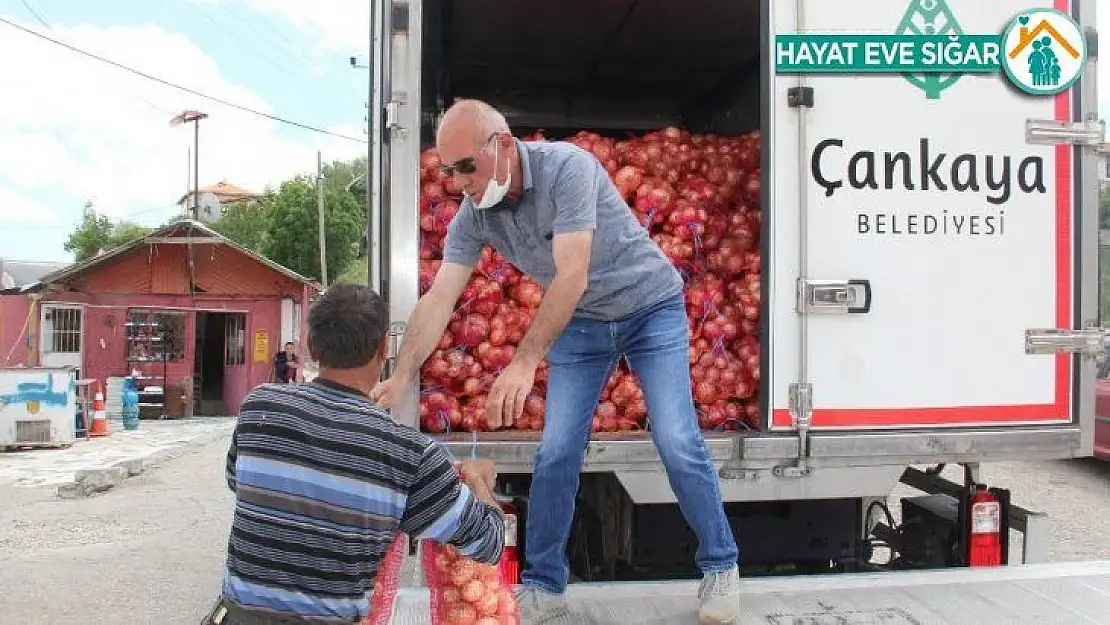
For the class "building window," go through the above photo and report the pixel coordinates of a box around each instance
[125,309,187,362]
[225,314,247,366]
[48,307,82,353]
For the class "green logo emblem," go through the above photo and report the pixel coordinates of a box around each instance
[999,9,1086,96]
[897,0,963,99]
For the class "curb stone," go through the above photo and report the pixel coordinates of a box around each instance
[54,427,233,499]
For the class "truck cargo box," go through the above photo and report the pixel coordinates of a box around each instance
[367,0,1101,478]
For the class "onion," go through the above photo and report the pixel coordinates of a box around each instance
[451,314,490,348]
[416,125,763,434]
[511,280,544,309]
[426,537,519,623]
[614,166,645,199]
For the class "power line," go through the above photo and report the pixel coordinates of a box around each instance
[0,16,368,144]
[18,0,46,27]
[191,1,366,110]
[19,0,177,116]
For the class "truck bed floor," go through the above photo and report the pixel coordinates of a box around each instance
[388,561,1110,624]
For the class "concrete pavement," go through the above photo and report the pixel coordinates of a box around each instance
[0,417,235,495]
[0,428,236,625]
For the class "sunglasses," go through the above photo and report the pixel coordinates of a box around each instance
[439,133,498,177]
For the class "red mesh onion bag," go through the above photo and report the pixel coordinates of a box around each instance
[421,538,519,625]
[364,531,409,625]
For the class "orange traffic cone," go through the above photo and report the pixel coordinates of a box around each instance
[88,382,110,437]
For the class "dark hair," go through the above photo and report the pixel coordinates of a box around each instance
[307,284,389,369]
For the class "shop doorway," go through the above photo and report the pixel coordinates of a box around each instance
[194,312,228,415]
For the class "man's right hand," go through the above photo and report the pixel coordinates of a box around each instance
[458,458,498,505]
[368,375,410,410]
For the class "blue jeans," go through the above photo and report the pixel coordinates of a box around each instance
[521,294,739,594]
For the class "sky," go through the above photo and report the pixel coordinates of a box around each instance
[0,0,370,262]
[0,2,1107,262]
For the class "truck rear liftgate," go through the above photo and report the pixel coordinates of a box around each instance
[389,560,1110,624]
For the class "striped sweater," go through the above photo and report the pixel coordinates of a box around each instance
[222,379,504,620]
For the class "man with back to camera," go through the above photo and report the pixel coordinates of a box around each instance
[369,99,741,624]
[208,284,504,624]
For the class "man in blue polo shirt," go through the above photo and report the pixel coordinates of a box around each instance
[370,99,740,624]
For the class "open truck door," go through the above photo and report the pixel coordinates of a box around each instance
[768,0,1103,467]
[371,0,425,424]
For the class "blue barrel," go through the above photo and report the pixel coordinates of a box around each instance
[122,377,140,431]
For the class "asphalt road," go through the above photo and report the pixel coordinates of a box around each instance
[0,431,236,625]
[1,432,1109,624]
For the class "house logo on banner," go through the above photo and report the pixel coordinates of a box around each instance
[999,9,1085,95]
[775,2,1087,99]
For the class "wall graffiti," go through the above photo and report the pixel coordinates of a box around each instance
[0,372,71,413]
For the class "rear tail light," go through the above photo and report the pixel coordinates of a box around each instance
[968,486,1002,567]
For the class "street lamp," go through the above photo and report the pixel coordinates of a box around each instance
[170,109,209,220]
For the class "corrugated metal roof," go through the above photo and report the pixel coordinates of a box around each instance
[0,258,68,290]
[37,220,319,291]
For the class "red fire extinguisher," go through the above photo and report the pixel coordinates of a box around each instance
[968,485,1002,567]
[498,499,521,585]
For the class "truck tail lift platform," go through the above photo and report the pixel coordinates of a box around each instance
[390,560,1110,624]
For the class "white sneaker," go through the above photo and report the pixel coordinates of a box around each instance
[514,586,571,624]
[697,566,741,625]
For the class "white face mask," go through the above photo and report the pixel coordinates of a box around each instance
[472,139,511,210]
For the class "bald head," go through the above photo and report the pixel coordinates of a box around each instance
[436,99,510,148]
[435,99,520,207]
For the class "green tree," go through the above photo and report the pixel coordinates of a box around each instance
[334,259,368,285]
[260,173,365,285]
[210,198,272,252]
[64,202,153,262]
[1099,186,1110,229]
[111,223,153,247]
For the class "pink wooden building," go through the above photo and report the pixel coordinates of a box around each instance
[0,221,319,417]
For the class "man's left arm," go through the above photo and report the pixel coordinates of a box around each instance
[488,152,597,426]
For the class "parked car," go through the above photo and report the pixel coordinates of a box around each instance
[1096,350,1110,461]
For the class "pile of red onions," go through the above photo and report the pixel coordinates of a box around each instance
[417,126,761,434]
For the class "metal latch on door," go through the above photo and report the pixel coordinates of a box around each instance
[798,279,872,314]
[1025,327,1110,362]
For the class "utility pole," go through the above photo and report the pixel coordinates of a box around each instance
[170,110,209,220]
[193,120,200,219]
[317,150,328,286]
[186,147,192,218]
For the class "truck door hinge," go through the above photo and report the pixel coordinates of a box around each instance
[1025,327,1108,361]
[382,321,406,379]
[391,1,410,33]
[788,382,813,424]
[797,279,872,314]
[774,383,814,478]
[1025,117,1105,147]
[385,94,407,138]
[787,86,814,109]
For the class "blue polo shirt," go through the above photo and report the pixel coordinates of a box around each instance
[442,139,683,321]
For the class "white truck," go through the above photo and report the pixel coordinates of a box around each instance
[364,0,1110,620]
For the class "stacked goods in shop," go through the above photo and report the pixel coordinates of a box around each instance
[417,126,762,434]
